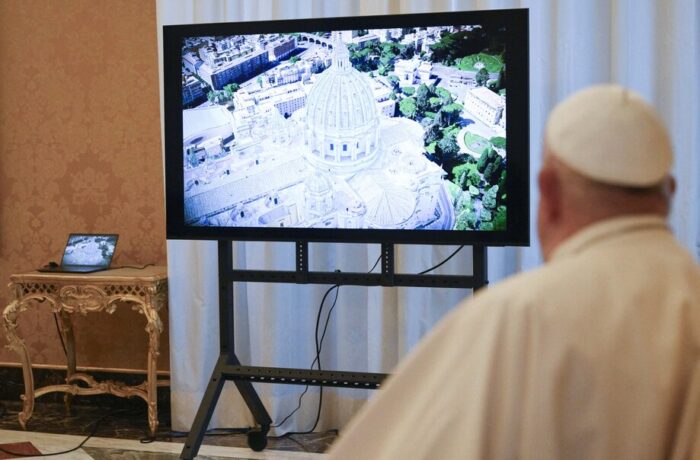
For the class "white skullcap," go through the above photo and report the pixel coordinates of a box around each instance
[545,84,673,187]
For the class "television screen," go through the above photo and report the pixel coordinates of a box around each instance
[163,9,529,245]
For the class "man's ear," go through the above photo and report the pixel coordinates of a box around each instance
[538,165,561,222]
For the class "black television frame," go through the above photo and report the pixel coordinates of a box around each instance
[163,8,529,246]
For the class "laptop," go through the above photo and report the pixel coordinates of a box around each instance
[39,234,119,273]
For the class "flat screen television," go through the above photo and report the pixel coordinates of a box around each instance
[163,8,529,246]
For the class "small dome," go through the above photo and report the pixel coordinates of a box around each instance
[354,172,416,228]
[305,172,333,195]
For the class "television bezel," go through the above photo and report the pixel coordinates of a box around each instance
[163,8,529,246]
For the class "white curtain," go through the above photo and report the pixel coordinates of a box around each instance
[157,0,700,433]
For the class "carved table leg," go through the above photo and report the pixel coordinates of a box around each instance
[2,300,35,430]
[58,311,76,414]
[141,299,163,437]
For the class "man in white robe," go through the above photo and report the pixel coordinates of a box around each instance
[328,85,700,459]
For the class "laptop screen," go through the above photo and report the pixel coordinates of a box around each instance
[61,234,118,267]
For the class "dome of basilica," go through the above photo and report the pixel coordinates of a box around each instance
[304,33,380,175]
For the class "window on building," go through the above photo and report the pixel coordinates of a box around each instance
[343,144,347,151]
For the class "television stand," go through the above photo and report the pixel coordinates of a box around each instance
[180,240,487,459]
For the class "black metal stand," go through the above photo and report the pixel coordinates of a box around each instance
[180,241,488,459]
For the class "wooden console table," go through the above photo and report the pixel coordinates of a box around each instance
[1,266,168,436]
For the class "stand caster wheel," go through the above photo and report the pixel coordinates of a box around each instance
[247,426,269,452]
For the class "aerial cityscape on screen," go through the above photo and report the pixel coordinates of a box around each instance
[181,24,507,231]
[62,235,117,267]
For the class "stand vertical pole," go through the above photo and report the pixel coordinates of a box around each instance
[381,244,395,286]
[472,245,488,291]
[220,241,235,360]
[180,241,271,459]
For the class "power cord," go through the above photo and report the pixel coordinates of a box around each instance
[140,426,251,444]
[270,283,340,437]
[52,312,69,359]
[111,263,155,270]
[418,245,465,274]
[272,252,382,438]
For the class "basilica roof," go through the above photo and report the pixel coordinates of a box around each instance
[305,34,378,134]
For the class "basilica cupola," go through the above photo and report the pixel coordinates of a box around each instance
[304,32,380,175]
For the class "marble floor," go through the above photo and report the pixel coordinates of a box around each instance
[0,400,334,459]
[0,429,325,459]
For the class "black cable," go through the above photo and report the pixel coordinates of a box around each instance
[271,284,340,434]
[368,254,382,273]
[111,263,155,270]
[52,312,69,359]
[418,245,465,274]
[278,247,464,435]
[141,426,252,443]
[0,409,129,457]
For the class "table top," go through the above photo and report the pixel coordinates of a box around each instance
[10,265,167,284]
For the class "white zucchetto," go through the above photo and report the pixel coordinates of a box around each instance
[545,84,673,187]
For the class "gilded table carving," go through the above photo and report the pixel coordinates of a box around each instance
[1,267,168,437]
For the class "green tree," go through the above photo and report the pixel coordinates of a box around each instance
[455,205,478,231]
[387,75,400,90]
[452,163,473,183]
[441,103,463,126]
[476,67,489,87]
[400,43,415,60]
[482,184,499,210]
[402,86,416,96]
[435,87,454,104]
[223,83,240,99]
[435,135,462,178]
[379,54,393,69]
[456,191,471,212]
[289,55,300,64]
[437,135,460,159]
[467,209,479,229]
[482,153,504,185]
[452,163,481,190]
[477,148,496,173]
[446,181,462,205]
[455,209,471,230]
[429,33,455,64]
[256,76,264,88]
[497,169,507,198]
[490,136,506,149]
[467,169,481,188]
[492,205,507,231]
[399,97,418,119]
[415,84,431,114]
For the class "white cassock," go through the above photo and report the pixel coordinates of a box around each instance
[328,215,700,459]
